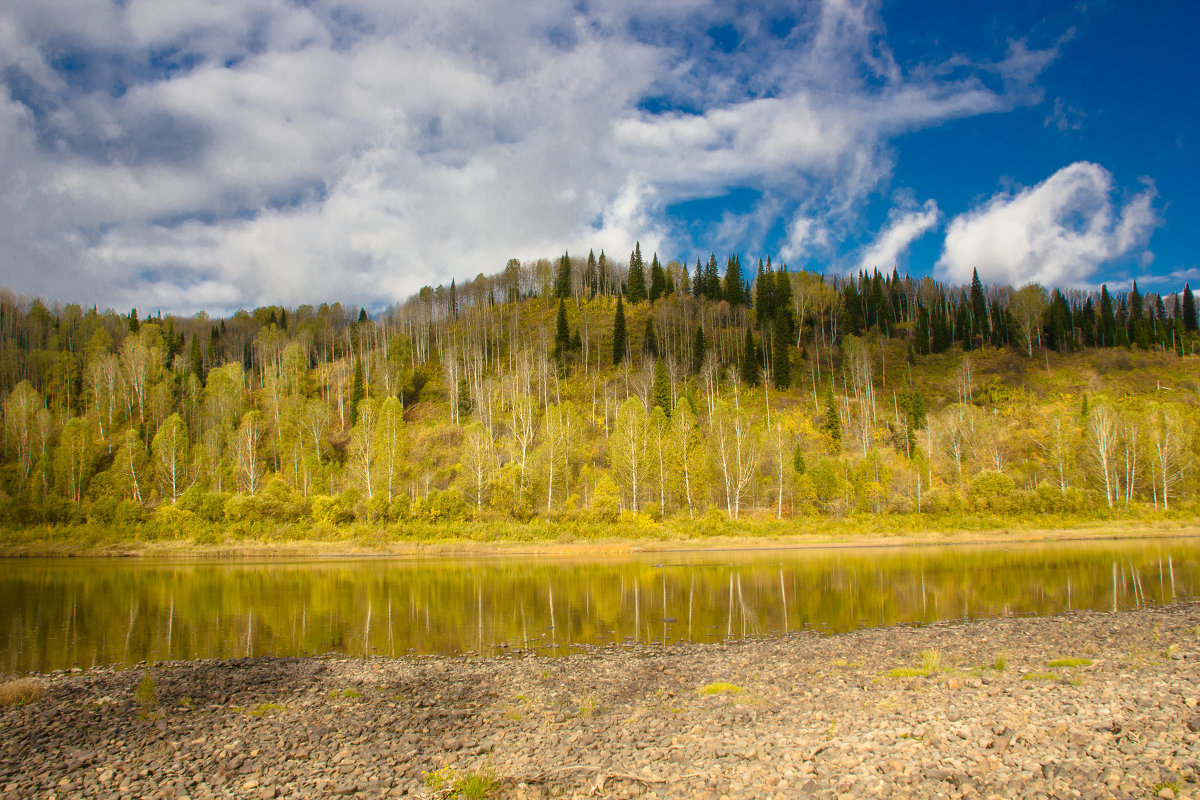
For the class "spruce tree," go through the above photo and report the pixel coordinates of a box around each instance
[969,268,988,346]
[189,336,204,382]
[648,253,666,302]
[351,358,365,424]
[651,359,671,415]
[703,254,720,299]
[626,242,647,303]
[823,381,841,450]
[1099,285,1116,346]
[554,299,571,361]
[740,327,759,386]
[586,250,598,297]
[1184,284,1197,332]
[555,252,572,299]
[692,325,706,373]
[774,265,793,337]
[642,316,659,358]
[612,296,627,364]
[723,255,745,305]
[772,312,791,390]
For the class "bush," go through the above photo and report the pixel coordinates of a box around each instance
[178,488,230,522]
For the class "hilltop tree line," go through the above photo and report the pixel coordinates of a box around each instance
[0,247,1197,528]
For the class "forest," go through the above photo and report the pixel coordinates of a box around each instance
[1,244,1198,542]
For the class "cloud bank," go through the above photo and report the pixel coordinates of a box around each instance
[858,199,939,273]
[937,162,1158,288]
[1,0,1045,313]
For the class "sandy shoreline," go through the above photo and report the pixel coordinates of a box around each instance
[3,603,1198,799]
[3,519,1199,559]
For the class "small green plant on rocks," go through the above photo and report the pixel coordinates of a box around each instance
[423,765,500,799]
[993,653,1008,672]
[577,689,598,718]
[328,688,361,700]
[1021,672,1057,681]
[1047,657,1092,668]
[135,673,158,717]
[888,649,943,678]
[699,682,743,695]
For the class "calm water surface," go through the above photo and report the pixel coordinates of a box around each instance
[2,537,1198,673]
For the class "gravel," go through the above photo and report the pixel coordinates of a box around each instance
[3,602,1198,799]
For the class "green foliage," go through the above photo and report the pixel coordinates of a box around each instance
[612,296,627,364]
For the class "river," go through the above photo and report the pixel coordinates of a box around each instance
[2,537,1196,673]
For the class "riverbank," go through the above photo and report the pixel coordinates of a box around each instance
[3,603,1198,799]
[2,515,1199,558]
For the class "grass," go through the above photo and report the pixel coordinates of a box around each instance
[699,681,743,696]
[135,673,157,712]
[1047,657,1092,668]
[2,514,1197,558]
[1021,672,1057,681]
[577,689,598,718]
[328,688,362,700]
[888,649,943,678]
[423,765,500,799]
[0,678,45,707]
[247,702,287,716]
[993,653,1008,672]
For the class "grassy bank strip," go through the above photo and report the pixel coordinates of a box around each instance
[1,511,1197,557]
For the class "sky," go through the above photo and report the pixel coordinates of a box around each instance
[0,0,1195,315]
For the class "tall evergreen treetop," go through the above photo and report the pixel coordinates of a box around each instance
[1184,284,1197,332]
[555,252,572,299]
[969,268,988,346]
[626,242,647,303]
[723,255,746,306]
[648,252,666,303]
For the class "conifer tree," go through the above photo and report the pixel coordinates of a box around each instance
[612,296,627,364]
[648,253,666,302]
[703,254,720,299]
[823,381,841,449]
[554,299,571,361]
[772,312,791,390]
[586,250,598,297]
[626,242,647,303]
[651,359,670,414]
[692,325,706,373]
[350,358,365,425]
[189,336,204,382]
[1184,284,1197,332]
[1099,285,1116,346]
[740,327,759,386]
[723,255,745,305]
[774,265,793,337]
[642,316,659,358]
[969,268,988,346]
[555,252,572,299]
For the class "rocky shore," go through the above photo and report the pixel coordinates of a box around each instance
[3,603,1199,799]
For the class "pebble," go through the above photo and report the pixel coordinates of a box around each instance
[1,603,1198,799]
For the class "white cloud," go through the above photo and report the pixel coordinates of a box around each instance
[858,199,939,273]
[0,0,1052,313]
[937,162,1159,288]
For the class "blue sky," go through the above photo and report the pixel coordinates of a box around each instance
[0,0,1193,314]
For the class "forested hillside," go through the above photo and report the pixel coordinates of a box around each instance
[1,246,1198,535]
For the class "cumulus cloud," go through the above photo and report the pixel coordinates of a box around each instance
[858,199,939,273]
[0,0,1050,313]
[937,162,1159,288]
